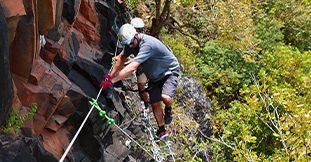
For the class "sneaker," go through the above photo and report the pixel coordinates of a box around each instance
[154,129,168,142]
[164,107,173,124]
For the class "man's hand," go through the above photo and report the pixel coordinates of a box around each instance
[100,75,113,89]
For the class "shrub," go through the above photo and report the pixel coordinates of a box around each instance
[197,41,258,107]
[3,103,38,134]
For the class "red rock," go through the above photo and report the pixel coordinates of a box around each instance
[38,0,57,34]
[57,96,75,117]
[40,37,64,64]
[73,13,100,44]
[10,0,39,79]
[53,115,67,125]
[80,0,98,26]
[1,0,26,44]
[45,116,60,132]
[0,0,26,18]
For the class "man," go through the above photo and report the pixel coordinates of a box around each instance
[131,17,144,33]
[113,18,149,108]
[130,18,149,108]
[100,24,180,140]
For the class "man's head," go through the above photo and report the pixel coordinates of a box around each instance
[118,23,137,46]
[118,23,140,48]
[131,17,144,33]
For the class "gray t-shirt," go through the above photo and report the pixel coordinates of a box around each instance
[122,34,180,82]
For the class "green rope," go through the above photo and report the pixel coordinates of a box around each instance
[89,99,115,125]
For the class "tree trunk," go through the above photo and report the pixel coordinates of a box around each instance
[149,0,171,38]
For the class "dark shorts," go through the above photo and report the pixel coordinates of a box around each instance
[148,74,179,104]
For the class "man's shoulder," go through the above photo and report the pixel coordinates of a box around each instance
[141,34,159,43]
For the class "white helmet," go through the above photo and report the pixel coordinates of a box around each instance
[130,18,144,29]
[118,23,137,45]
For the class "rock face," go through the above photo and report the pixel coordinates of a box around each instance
[0,4,13,126]
[0,0,213,161]
[177,77,214,135]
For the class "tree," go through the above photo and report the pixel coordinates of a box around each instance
[149,0,172,37]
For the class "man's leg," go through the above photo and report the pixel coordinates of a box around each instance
[162,75,179,124]
[138,83,149,107]
[151,101,165,127]
[148,81,168,140]
[137,72,149,107]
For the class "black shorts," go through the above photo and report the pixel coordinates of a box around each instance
[148,74,179,104]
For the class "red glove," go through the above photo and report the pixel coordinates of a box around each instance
[102,74,112,81]
[100,75,113,89]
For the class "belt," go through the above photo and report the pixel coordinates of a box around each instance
[172,72,179,77]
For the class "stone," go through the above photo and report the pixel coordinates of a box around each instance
[62,0,77,24]
[177,76,214,136]
[10,0,39,79]
[44,119,60,131]
[38,0,57,34]
[0,135,58,162]
[0,0,26,18]
[53,115,67,125]
[56,96,76,117]
[40,37,64,64]
[104,131,129,161]
[0,5,13,126]
[73,13,100,43]
[22,119,34,137]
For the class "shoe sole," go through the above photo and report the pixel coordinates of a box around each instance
[154,134,169,142]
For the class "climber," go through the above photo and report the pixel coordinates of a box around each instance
[113,17,149,108]
[101,24,180,141]
[130,18,149,109]
[131,17,144,33]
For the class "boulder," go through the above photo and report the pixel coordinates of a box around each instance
[0,0,26,45]
[0,135,58,162]
[177,76,214,136]
[38,0,57,35]
[10,0,39,79]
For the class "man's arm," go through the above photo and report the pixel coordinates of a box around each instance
[109,54,126,77]
[111,60,140,83]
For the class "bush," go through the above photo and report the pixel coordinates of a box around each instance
[197,41,258,107]
[211,45,311,161]
[3,103,38,134]
[162,32,198,75]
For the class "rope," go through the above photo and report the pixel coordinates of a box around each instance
[59,38,154,161]
[59,36,175,162]
[59,89,103,162]
[59,38,120,162]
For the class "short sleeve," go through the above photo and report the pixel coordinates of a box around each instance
[133,45,152,64]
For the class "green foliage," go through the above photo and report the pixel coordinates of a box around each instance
[3,103,38,134]
[162,32,198,74]
[212,46,311,161]
[214,1,259,56]
[125,0,143,11]
[253,14,285,53]
[168,100,208,161]
[197,41,257,107]
[253,0,311,52]
[125,0,311,161]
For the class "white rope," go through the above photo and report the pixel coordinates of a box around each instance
[59,36,174,162]
[59,89,103,162]
[113,124,154,158]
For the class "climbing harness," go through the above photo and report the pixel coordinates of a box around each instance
[59,37,175,162]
